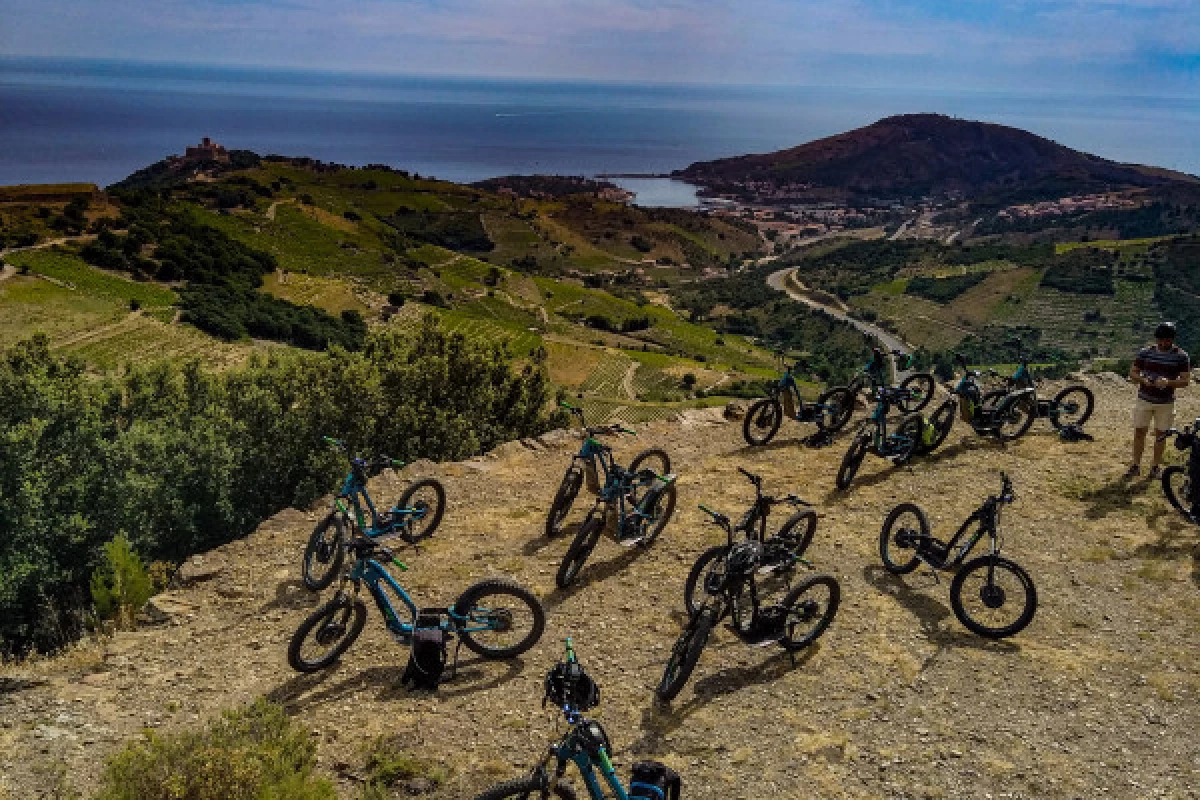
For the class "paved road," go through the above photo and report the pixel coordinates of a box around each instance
[766,266,914,356]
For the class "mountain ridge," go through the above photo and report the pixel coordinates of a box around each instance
[675,113,1198,204]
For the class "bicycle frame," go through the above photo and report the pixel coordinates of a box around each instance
[538,725,631,800]
[334,467,425,540]
[345,556,493,638]
[940,503,1001,567]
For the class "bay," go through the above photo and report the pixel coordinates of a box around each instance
[2,57,1197,191]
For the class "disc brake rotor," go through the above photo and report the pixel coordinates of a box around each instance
[980,584,1007,609]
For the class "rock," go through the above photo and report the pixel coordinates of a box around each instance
[139,591,197,625]
[173,555,224,586]
[677,407,728,427]
[724,400,749,420]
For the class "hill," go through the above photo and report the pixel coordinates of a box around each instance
[675,113,1196,205]
[3,374,1199,798]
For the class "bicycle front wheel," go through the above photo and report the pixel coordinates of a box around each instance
[683,545,728,616]
[879,503,925,574]
[287,594,367,673]
[779,575,841,650]
[984,390,1035,441]
[302,511,346,591]
[656,608,716,703]
[453,578,546,659]
[1049,385,1094,429]
[773,508,818,560]
[914,398,955,456]
[816,387,854,432]
[472,777,578,800]
[950,556,1037,639]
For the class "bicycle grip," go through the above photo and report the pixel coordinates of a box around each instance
[619,426,637,436]
[698,504,717,516]
[323,436,342,446]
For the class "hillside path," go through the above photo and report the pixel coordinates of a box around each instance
[4,376,1200,799]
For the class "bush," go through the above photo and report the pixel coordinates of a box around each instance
[94,699,334,800]
[89,535,153,629]
[0,320,564,655]
[360,736,449,796]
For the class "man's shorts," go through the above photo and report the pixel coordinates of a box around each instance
[1132,397,1174,430]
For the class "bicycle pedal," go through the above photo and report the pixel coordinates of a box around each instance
[617,534,646,548]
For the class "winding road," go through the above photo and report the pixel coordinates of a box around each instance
[766,266,914,354]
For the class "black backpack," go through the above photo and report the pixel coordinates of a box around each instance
[630,760,681,800]
[401,610,449,690]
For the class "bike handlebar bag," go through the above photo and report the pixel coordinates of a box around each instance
[401,610,448,690]
[630,760,681,800]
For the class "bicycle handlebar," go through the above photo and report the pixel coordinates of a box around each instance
[737,466,761,484]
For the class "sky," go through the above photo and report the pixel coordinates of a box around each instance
[0,0,1197,94]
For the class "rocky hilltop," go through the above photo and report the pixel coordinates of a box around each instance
[3,373,1200,798]
[676,113,1197,204]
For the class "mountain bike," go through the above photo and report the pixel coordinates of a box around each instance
[546,402,670,539]
[656,504,839,703]
[555,440,677,588]
[911,354,1036,456]
[878,472,1037,639]
[288,534,544,673]
[1159,420,1200,524]
[742,352,854,446]
[835,386,925,490]
[473,639,681,800]
[1004,337,1094,430]
[832,346,935,415]
[302,437,445,591]
[682,467,817,614]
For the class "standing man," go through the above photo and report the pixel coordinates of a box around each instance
[1129,322,1191,478]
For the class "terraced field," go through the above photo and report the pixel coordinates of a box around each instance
[1011,278,1159,356]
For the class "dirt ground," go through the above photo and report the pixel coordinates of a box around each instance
[3,372,1200,799]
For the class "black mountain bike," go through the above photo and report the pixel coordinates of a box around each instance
[546,402,670,539]
[1159,419,1200,524]
[656,504,839,703]
[682,467,817,615]
[1005,337,1094,431]
[878,472,1037,639]
[912,354,1036,456]
[835,346,936,415]
[742,352,854,446]
[835,386,925,490]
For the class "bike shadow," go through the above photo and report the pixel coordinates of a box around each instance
[1134,506,1200,587]
[732,431,850,458]
[822,462,914,502]
[522,519,586,556]
[543,544,647,610]
[861,565,1019,657]
[1075,475,1154,520]
[267,654,528,714]
[920,436,1008,467]
[260,579,322,613]
[630,647,818,756]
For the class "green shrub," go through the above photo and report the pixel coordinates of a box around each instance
[90,535,153,629]
[94,699,334,800]
[0,318,563,655]
[360,736,448,797]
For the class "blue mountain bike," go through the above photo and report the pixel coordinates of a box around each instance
[303,436,446,590]
[288,534,545,673]
[546,403,670,539]
[472,639,681,800]
[835,386,925,490]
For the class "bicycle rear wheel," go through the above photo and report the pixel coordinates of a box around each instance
[287,594,367,673]
[816,387,854,432]
[395,477,446,543]
[1161,465,1193,520]
[656,608,716,703]
[683,545,728,616]
[545,465,584,538]
[743,398,783,446]
[302,511,346,591]
[1049,385,1094,430]
[556,513,604,588]
[836,431,870,491]
[898,372,935,413]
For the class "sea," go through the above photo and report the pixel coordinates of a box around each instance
[3,57,1199,208]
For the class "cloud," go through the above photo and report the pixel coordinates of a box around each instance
[0,0,1195,91]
